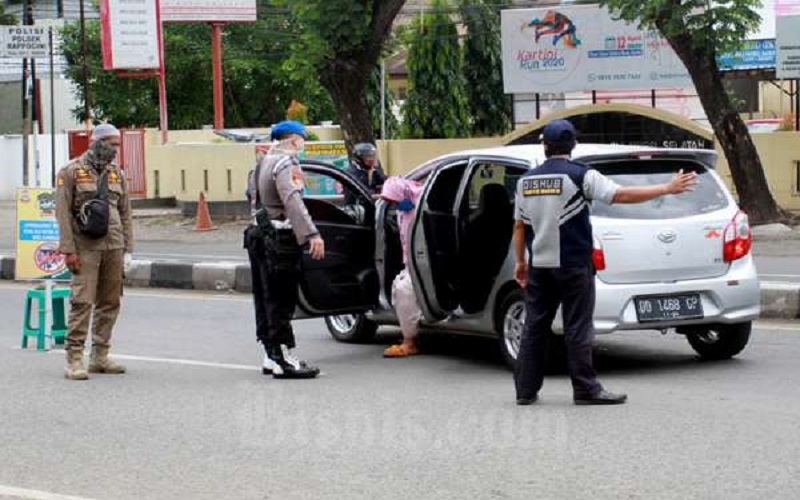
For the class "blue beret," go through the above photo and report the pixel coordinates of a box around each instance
[270,120,307,141]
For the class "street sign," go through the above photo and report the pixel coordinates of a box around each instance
[718,39,776,71]
[100,0,162,70]
[161,0,257,22]
[0,26,50,59]
[777,15,800,79]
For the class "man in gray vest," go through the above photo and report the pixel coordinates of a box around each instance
[513,119,697,405]
[244,120,325,379]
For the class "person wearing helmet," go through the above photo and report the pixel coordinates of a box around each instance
[344,142,386,205]
[513,119,697,406]
[244,120,325,379]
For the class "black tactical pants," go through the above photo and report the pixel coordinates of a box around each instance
[514,266,603,399]
[244,225,302,350]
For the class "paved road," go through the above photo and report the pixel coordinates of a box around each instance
[1,283,799,500]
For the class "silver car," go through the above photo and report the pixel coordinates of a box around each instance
[293,144,760,368]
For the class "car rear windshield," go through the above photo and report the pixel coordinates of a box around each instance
[590,160,730,220]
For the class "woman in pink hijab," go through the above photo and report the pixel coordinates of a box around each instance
[380,176,425,358]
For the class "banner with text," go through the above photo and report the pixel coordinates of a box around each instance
[101,0,161,70]
[161,0,257,22]
[501,5,692,94]
[15,188,70,281]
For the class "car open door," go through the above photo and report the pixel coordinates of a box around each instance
[294,161,379,316]
[407,159,470,321]
[453,157,530,313]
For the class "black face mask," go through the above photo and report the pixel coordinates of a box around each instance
[87,140,118,169]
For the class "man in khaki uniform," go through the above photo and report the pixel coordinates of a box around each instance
[56,123,133,380]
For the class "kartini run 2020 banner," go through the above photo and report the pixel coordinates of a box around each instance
[501,5,692,94]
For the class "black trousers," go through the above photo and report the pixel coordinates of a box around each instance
[514,266,603,399]
[244,226,302,351]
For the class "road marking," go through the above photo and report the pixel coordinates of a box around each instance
[0,282,250,302]
[0,485,98,500]
[755,322,800,332]
[46,350,257,371]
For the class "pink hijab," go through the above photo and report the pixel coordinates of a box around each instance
[381,177,424,264]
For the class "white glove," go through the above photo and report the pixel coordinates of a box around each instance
[123,253,133,277]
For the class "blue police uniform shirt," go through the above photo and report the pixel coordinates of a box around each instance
[514,158,620,269]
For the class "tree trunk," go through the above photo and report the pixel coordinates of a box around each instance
[320,60,375,151]
[665,34,787,224]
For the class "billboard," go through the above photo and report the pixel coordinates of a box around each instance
[100,0,161,70]
[777,15,800,78]
[501,5,692,94]
[15,188,70,281]
[161,0,257,22]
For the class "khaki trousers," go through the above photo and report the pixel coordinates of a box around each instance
[66,248,124,353]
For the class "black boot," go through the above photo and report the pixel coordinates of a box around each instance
[269,345,320,379]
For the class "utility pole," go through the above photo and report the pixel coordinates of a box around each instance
[57,0,65,19]
[21,0,34,186]
[79,0,92,128]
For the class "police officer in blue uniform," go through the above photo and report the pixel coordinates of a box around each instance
[245,120,325,379]
[513,119,697,405]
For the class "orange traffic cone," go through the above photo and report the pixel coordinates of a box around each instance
[193,192,217,231]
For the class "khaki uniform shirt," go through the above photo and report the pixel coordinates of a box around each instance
[254,149,318,245]
[55,153,134,254]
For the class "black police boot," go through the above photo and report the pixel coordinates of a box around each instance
[268,345,320,379]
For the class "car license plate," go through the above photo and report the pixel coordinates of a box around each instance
[635,294,704,323]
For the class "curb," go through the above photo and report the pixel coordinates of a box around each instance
[0,255,798,320]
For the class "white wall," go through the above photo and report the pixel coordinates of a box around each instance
[0,134,70,200]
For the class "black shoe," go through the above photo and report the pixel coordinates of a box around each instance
[269,345,320,379]
[574,390,627,405]
[516,396,538,406]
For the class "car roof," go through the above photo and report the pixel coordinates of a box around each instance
[410,144,718,177]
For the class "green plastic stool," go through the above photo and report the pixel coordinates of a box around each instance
[22,287,70,350]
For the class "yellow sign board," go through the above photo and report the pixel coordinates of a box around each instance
[15,188,70,281]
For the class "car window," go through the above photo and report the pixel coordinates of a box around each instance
[426,162,468,212]
[590,160,730,220]
[302,169,373,226]
[464,163,528,211]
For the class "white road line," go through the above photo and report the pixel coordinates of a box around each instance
[0,485,98,500]
[46,350,257,371]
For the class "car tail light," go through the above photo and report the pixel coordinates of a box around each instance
[723,210,752,262]
[592,237,606,271]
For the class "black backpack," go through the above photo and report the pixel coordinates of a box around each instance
[76,170,110,239]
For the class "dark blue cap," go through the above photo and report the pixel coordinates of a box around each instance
[270,120,307,141]
[541,119,577,143]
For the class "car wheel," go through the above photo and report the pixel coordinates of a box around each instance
[324,314,378,343]
[685,322,751,360]
[498,289,526,370]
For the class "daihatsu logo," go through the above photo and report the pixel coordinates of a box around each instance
[658,230,678,244]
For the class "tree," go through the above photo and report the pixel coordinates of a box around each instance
[60,12,335,128]
[276,0,407,148]
[0,5,15,25]
[402,0,471,139]
[366,65,400,140]
[600,0,787,224]
[459,0,511,137]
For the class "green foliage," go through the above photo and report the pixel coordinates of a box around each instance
[0,5,16,25]
[59,3,335,129]
[599,0,762,56]
[402,0,471,139]
[276,0,407,143]
[459,0,511,137]
[366,66,400,140]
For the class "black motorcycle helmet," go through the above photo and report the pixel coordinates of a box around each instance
[353,142,378,168]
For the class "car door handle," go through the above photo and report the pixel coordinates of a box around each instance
[601,232,623,240]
